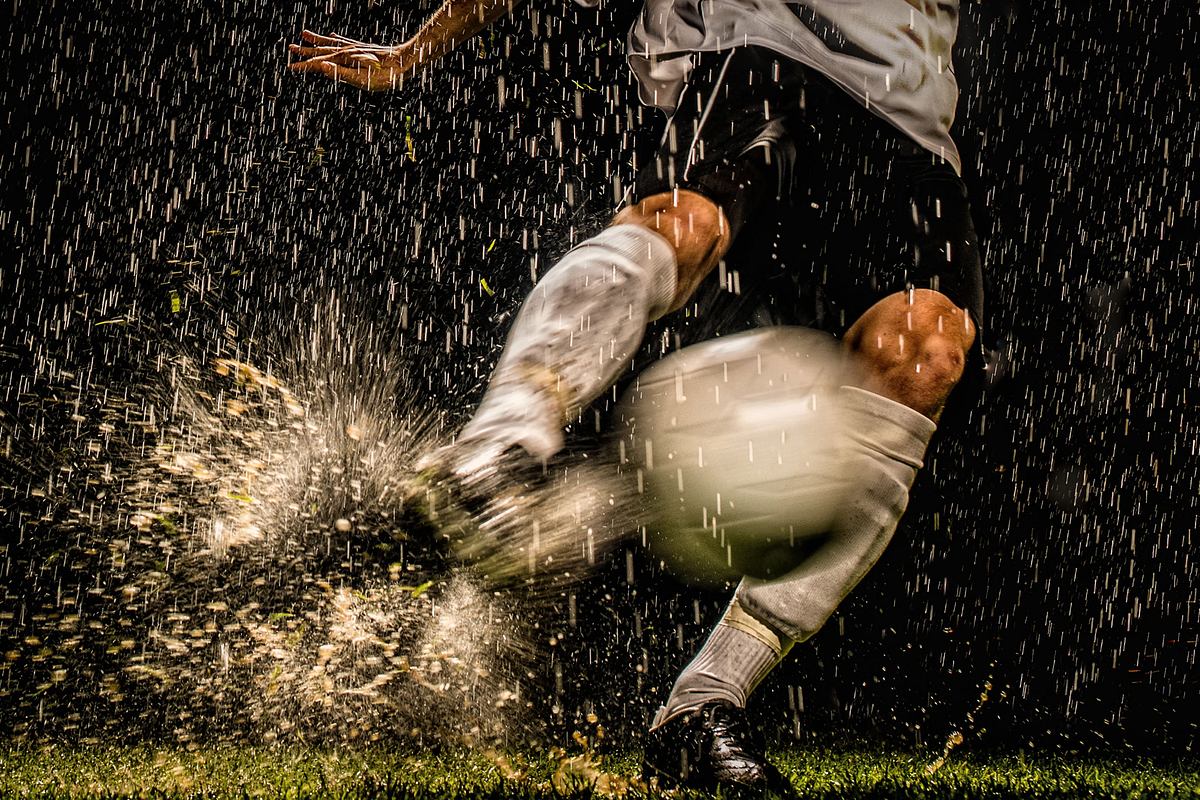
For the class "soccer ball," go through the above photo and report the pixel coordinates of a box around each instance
[614,327,852,585]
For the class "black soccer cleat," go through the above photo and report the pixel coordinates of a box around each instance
[642,700,798,798]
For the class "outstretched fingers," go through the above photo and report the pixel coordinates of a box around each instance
[288,30,408,91]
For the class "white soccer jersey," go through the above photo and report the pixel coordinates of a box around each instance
[576,0,963,174]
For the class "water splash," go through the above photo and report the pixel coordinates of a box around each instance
[0,302,561,747]
[925,668,996,776]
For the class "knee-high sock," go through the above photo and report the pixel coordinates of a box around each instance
[735,385,937,642]
[457,224,678,464]
[652,598,794,728]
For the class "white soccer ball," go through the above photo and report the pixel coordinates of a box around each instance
[615,326,852,585]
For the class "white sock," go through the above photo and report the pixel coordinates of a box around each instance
[652,598,794,729]
[459,224,677,460]
[735,385,937,642]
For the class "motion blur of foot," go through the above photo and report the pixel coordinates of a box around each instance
[417,437,545,511]
[411,437,550,582]
[642,700,798,798]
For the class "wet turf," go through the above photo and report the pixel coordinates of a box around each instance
[0,745,1196,798]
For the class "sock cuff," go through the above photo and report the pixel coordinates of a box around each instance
[580,224,678,319]
[720,598,792,658]
[838,385,937,469]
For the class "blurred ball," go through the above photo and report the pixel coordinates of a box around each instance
[615,327,851,585]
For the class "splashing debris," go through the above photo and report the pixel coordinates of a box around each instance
[925,671,995,776]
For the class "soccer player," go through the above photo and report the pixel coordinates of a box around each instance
[290,1,985,795]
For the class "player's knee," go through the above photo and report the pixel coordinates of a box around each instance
[614,189,728,252]
[612,190,729,308]
[845,290,975,410]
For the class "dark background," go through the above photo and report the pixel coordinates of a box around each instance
[1,0,1196,754]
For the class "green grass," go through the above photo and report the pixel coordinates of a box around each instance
[0,745,1195,799]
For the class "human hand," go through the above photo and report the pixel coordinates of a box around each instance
[288,30,420,91]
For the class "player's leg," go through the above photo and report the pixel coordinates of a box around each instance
[650,293,973,746]
[436,46,772,480]
[438,189,728,477]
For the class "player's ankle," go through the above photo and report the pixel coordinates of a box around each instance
[457,380,566,465]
